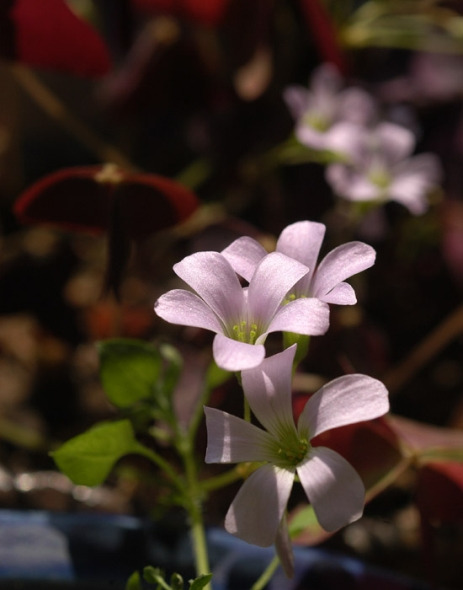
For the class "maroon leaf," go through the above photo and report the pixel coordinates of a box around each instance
[299,0,349,76]
[14,164,199,296]
[417,461,463,523]
[132,0,230,27]
[14,164,198,235]
[0,0,111,77]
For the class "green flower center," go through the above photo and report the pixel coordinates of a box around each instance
[232,320,259,344]
[276,437,310,468]
[303,112,330,132]
[368,165,391,190]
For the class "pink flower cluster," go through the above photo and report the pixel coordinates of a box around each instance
[154,220,389,572]
[285,64,442,214]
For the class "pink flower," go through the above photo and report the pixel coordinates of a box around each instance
[326,122,442,214]
[205,345,389,548]
[284,63,377,155]
[222,220,376,305]
[154,251,329,371]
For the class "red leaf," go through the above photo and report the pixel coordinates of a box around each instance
[132,0,230,27]
[1,0,111,77]
[14,164,199,297]
[417,461,463,522]
[299,0,349,76]
[13,164,199,237]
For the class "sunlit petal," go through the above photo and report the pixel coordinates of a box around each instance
[213,333,265,371]
[241,345,297,439]
[154,290,223,333]
[221,236,268,282]
[173,251,244,324]
[204,407,276,463]
[266,297,330,336]
[311,242,376,299]
[276,220,325,275]
[297,447,365,532]
[298,374,389,439]
[225,464,294,546]
[247,253,310,324]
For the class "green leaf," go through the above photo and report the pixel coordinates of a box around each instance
[170,572,184,590]
[125,571,143,590]
[189,574,213,590]
[98,339,163,408]
[51,420,139,486]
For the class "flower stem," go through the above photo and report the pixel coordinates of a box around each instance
[178,438,211,587]
[250,555,280,590]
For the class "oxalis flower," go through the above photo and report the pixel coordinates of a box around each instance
[222,220,376,305]
[154,251,329,371]
[205,345,389,562]
[284,63,377,156]
[326,122,442,214]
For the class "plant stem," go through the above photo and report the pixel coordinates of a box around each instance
[133,443,184,492]
[180,442,211,588]
[250,555,280,590]
[201,466,243,493]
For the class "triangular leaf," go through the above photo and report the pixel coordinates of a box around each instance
[98,339,163,408]
[51,420,140,485]
[189,574,213,590]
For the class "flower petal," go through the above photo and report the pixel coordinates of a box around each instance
[154,289,223,333]
[213,333,265,371]
[241,345,297,439]
[283,85,309,120]
[276,221,325,277]
[247,252,310,325]
[298,374,389,440]
[204,407,276,463]
[266,297,330,337]
[297,446,365,532]
[376,122,415,164]
[389,153,442,215]
[320,281,356,305]
[311,241,376,299]
[221,236,268,282]
[173,251,244,325]
[275,516,294,579]
[225,464,294,546]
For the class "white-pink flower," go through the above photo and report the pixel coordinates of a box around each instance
[326,122,442,214]
[284,63,377,155]
[154,251,329,372]
[222,220,376,305]
[205,345,389,549]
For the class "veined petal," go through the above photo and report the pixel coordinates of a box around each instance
[241,345,297,440]
[213,333,265,371]
[173,251,244,325]
[276,221,325,277]
[266,298,330,337]
[247,253,310,325]
[221,236,268,282]
[297,447,365,532]
[154,290,223,333]
[225,464,294,546]
[319,282,356,305]
[204,407,277,464]
[311,242,376,299]
[298,374,389,440]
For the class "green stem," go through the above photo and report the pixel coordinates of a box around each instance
[250,555,280,590]
[133,443,184,492]
[180,442,211,587]
[200,467,243,493]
